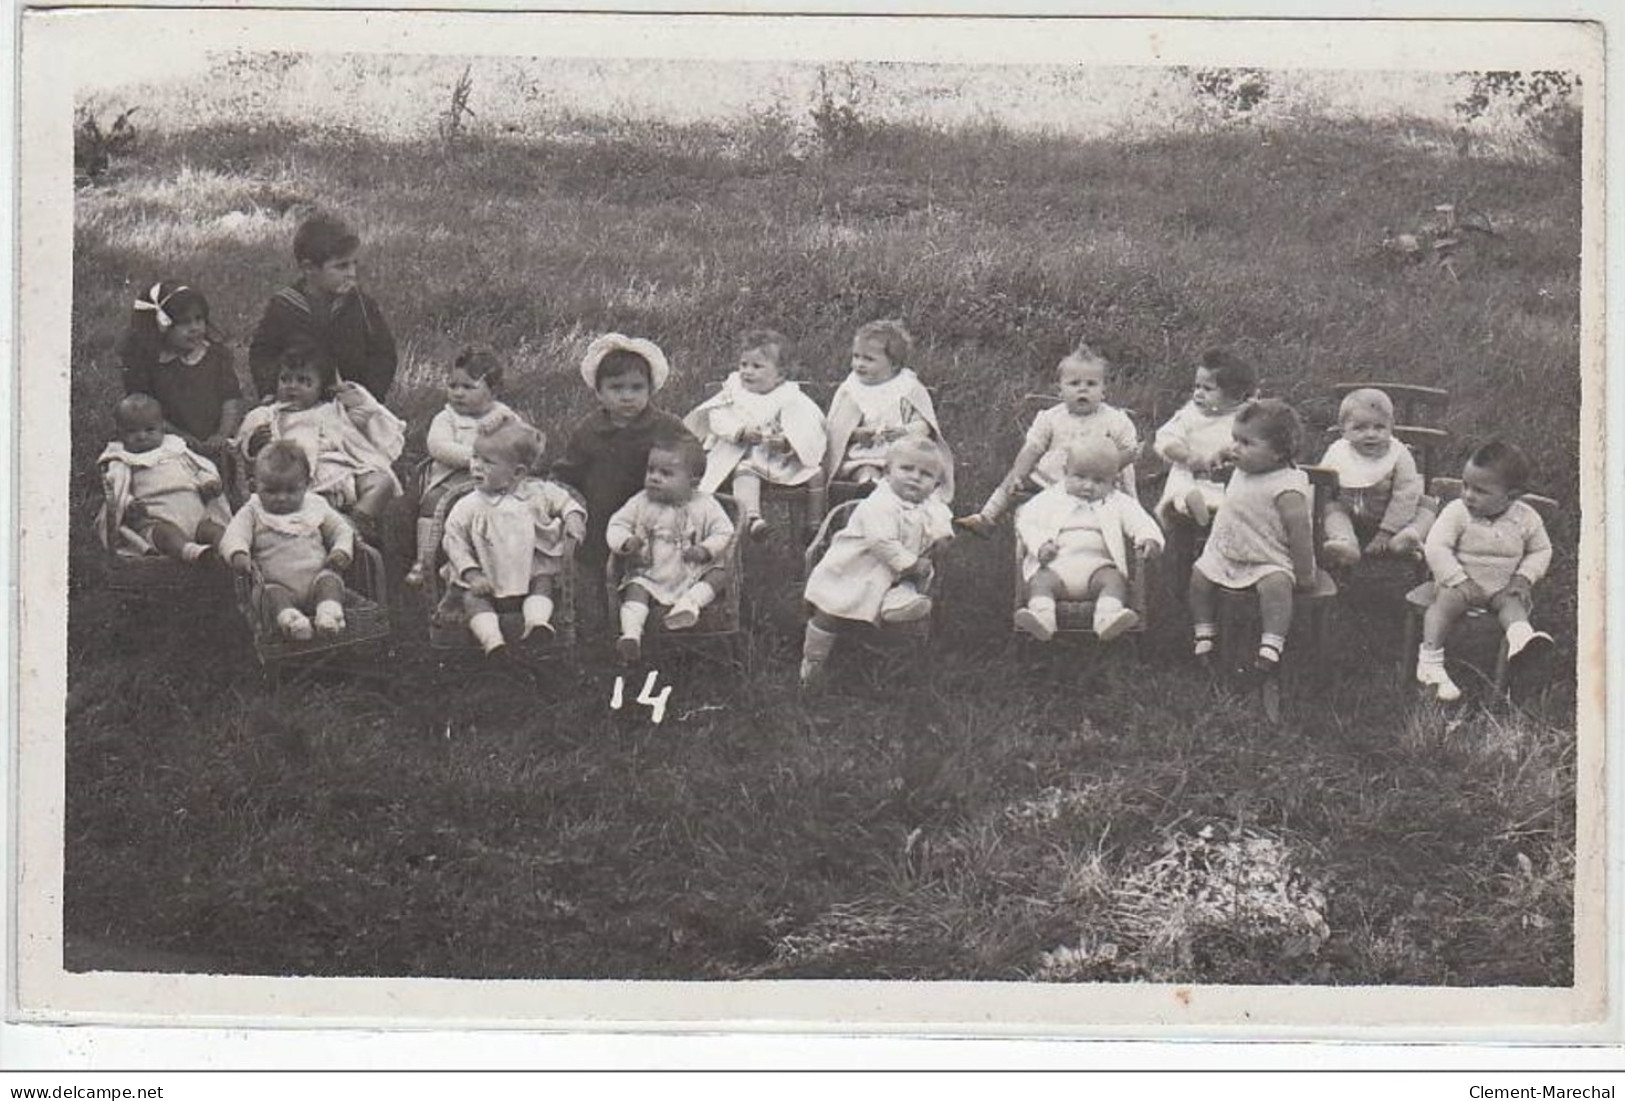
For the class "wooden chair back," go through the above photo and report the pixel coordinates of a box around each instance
[1329,383,1451,485]
[1428,477,1558,520]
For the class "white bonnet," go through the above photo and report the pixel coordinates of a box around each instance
[579,333,671,392]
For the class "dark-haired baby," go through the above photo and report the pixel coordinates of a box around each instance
[1415,440,1555,701]
[605,432,735,664]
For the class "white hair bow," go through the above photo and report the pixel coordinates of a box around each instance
[133,283,186,331]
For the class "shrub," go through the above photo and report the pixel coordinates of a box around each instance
[74,106,138,184]
[1456,71,1582,164]
[1180,67,1271,121]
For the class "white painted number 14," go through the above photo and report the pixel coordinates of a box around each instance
[610,671,672,724]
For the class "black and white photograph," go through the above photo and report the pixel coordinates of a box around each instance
[11,4,1611,1035]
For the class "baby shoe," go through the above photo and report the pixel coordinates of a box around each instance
[663,600,702,631]
[798,659,826,689]
[1506,624,1555,662]
[1093,606,1140,642]
[1012,607,1056,642]
[616,635,642,664]
[1321,539,1360,569]
[953,514,995,538]
[276,608,315,641]
[520,619,556,641]
[314,601,347,636]
[1387,530,1423,558]
[879,590,933,624]
[1416,663,1462,702]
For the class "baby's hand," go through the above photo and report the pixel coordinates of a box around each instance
[325,547,353,572]
[681,545,712,566]
[229,552,254,576]
[1503,575,1534,605]
[1453,579,1488,605]
[618,534,644,559]
[1365,531,1392,556]
[1135,537,1162,560]
[766,433,793,454]
[736,426,764,447]
[849,427,875,446]
[463,568,493,597]
[564,515,587,543]
[1037,540,1059,565]
[247,424,273,454]
[334,381,368,410]
[199,480,222,501]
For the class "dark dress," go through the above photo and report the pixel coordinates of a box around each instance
[121,342,242,443]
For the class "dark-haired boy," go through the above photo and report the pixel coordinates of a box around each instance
[248,212,398,402]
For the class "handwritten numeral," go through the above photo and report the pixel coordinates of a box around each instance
[610,670,672,724]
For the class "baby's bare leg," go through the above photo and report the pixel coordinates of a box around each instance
[1422,584,1473,649]
[616,582,654,661]
[1087,565,1137,640]
[352,471,397,534]
[733,471,763,521]
[144,520,192,561]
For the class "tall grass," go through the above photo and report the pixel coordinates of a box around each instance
[65,103,1580,984]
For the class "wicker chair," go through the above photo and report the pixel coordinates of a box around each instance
[605,493,744,655]
[422,479,580,656]
[233,539,392,673]
[802,498,937,644]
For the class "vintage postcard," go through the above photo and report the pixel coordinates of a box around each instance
[8,2,1615,1042]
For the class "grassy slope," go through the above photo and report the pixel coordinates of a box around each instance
[65,115,1579,983]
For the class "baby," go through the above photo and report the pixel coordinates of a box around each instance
[1153,348,1258,527]
[1013,439,1164,642]
[607,431,736,663]
[683,329,827,540]
[1316,387,1432,567]
[235,343,404,543]
[221,441,355,641]
[958,342,1138,535]
[1415,440,1554,701]
[823,319,953,500]
[438,422,587,656]
[98,393,231,563]
[800,437,955,686]
[405,346,519,587]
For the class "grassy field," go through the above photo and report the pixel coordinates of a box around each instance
[64,77,1581,985]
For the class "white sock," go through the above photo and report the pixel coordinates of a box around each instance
[1505,620,1535,655]
[1092,594,1125,633]
[521,594,554,638]
[802,621,838,663]
[181,542,209,562]
[1028,595,1057,630]
[620,601,650,640]
[468,611,505,653]
[682,580,717,611]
